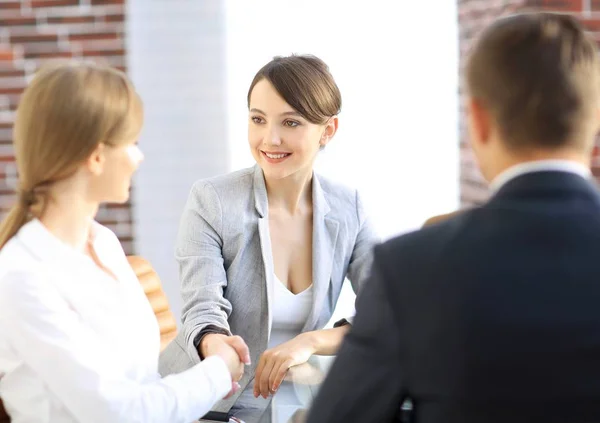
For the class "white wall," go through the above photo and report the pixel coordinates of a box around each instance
[129,0,459,324]
[127,0,229,320]
[225,1,460,323]
[225,0,459,240]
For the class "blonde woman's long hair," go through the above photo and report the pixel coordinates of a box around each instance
[0,61,143,250]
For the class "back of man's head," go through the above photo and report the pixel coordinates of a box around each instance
[467,13,600,153]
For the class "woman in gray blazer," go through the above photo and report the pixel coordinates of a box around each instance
[160,54,379,413]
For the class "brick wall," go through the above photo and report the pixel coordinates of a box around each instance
[458,0,600,207]
[0,0,134,253]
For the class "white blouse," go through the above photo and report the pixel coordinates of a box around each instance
[268,276,314,349]
[0,219,231,423]
[236,276,314,409]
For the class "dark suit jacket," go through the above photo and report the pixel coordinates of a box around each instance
[307,171,600,423]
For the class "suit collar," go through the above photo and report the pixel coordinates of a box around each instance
[490,160,591,193]
[489,170,600,207]
[253,165,269,218]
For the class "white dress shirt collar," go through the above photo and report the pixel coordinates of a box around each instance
[489,159,591,193]
[17,218,99,263]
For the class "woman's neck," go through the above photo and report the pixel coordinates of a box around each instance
[39,189,98,253]
[265,168,313,215]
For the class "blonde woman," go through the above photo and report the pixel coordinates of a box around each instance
[0,62,249,423]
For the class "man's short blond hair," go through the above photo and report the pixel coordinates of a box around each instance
[466,13,600,152]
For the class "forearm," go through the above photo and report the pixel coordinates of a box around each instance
[302,325,350,356]
[182,307,231,358]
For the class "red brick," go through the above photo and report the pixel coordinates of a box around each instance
[5,92,22,105]
[0,86,24,95]
[69,32,118,41]
[591,0,600,11]
[10,33,59,44]
[105,14,124,23]
[527,0,583,12]
[0,49,14,61]
[23,50,72,59]
[0,69,23,78]
[82,48,124,57]
[581,19,600,32]
[0,16,37,27]
[31,0,79,7]
[0,2,21,9]
[47,15,96,24]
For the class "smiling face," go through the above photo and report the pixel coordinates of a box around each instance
[248,79,336,181]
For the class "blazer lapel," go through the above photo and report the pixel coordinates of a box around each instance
[253,166,275,338]
[303,174,339,331]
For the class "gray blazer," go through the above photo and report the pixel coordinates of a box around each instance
[159,165,378,412]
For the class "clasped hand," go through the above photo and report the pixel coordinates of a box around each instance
[201,332,317,399]
[201,334,251,398]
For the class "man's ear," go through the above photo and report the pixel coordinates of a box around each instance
[468,97,493,148]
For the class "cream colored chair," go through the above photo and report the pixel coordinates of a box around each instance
[126,255,178,351]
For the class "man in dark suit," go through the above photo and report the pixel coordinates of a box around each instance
[307,12,600,423]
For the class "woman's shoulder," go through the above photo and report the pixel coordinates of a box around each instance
[315,173,376,233]
[189,166,256,202]
[197,166,254,187]
[315,172,360,207]
[0,232,42,276]
[0,241,46,299]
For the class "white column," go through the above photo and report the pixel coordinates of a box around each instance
[126,0,229,321]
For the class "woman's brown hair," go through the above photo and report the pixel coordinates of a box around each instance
[0,61,143,249]
[247,54,341,124]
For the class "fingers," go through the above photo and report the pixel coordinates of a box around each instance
[253,351,278,398]
[270,358,293,393]
[253,353,267,398]
[258,356,278,398]
[227,335,251,365]
[233,360,245,382]
[223,381,241,399]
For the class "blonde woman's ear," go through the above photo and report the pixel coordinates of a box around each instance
[85,143,106,176]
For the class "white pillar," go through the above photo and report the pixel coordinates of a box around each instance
[126,0,229,322]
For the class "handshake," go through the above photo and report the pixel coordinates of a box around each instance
[200,334,251,398]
